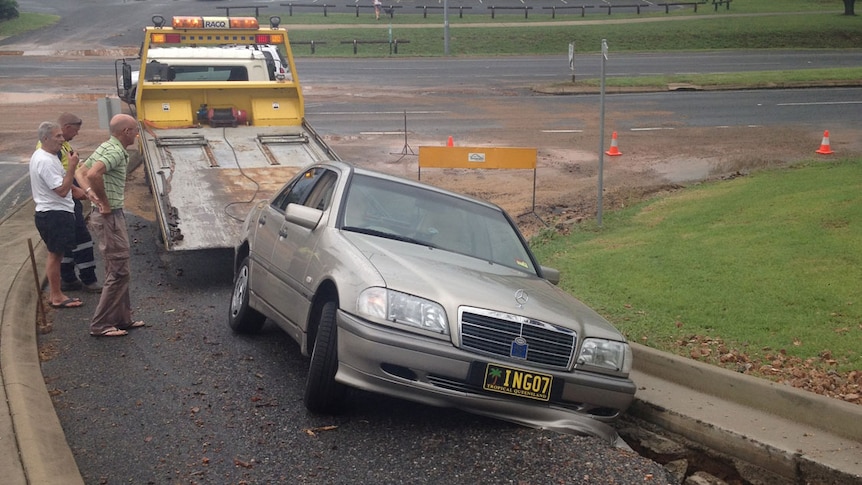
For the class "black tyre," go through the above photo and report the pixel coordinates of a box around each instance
[304,300,346,414]
[228,257,266,333]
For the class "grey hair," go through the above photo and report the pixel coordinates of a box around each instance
[38,121,60,142]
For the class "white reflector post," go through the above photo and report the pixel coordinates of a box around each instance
[97,96,122,131]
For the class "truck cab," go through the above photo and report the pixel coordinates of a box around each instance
[116,14,303,128]
[120,44,290,104]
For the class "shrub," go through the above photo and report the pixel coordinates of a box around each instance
[0,0,19,21]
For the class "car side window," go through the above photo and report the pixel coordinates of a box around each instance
[305,171,337,211]
[270,168,331,213]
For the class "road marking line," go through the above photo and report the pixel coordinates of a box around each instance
[0,173,30,202]
[778,101,862,106]
[313,110,448,115]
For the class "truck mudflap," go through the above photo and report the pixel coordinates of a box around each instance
[141,121,338,251]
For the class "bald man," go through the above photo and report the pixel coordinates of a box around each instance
[76,114,144,337]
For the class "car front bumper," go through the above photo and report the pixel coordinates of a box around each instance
[335,309,636,445]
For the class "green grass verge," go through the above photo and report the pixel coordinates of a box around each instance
[3,3,859,60]
[0,13,58,38]
[568,68,862,90]
[530,159,862,373]
[278,8,862,57]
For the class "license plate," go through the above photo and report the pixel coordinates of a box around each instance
[482,363,553,401]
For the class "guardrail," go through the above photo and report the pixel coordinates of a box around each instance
[291,40,328,54]
[221,0,733,19]
[594,2,701,15]
[415,5,473,18]
[215,5,268,17]
[713,0,732,10]
[280,3,335,16]
[541,5,595,18]
[223,1,725,20]
[659,2,701,13]
[347,4,402,18]
[487,6,533,19]
[501,2,703,19]
[340,39,409,54]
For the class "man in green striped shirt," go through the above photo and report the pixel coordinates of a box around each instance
[76,114,145,338]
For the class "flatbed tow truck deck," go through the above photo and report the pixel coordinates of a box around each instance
[141,122,334,251]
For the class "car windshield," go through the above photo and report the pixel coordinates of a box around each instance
[342,174,537,274]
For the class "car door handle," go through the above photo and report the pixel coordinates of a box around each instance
[278,228,288,239]
[258,214,266,226]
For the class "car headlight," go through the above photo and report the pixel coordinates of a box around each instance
[577,338,632,374]
[357,288,449,335]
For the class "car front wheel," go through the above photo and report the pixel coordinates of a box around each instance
[229,257,266,333]
[304,300,346,414]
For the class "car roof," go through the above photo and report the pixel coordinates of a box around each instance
[320,161,504,212]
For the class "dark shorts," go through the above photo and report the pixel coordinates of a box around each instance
[35,210,76,255]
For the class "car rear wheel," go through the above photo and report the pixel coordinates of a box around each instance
[229,257,266,333]
[304,300,346,414]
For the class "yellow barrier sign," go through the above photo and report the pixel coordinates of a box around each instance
[418,146,537,170]
[417,146,540,215]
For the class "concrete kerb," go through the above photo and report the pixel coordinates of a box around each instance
[630,343,862,483]
[633,343,862,441]
[0,199,84,485]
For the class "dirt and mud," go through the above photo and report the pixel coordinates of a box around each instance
[6,75,857,237]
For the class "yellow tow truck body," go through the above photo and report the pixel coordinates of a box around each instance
[119,14,338,251]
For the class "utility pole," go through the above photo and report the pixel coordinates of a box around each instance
[597,39,608,226]
[443,0,450,55]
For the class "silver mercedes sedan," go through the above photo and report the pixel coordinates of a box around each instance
[230,161,635,442]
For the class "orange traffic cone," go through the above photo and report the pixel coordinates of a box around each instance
[815,130,834,155]
[605,131,622,156]
[447,136,454,147]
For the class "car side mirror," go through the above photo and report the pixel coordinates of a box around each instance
[122,62,132,90]
[284,203,323,230]
[541,266,561,286]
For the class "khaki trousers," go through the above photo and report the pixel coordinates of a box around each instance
[88,209,132,334]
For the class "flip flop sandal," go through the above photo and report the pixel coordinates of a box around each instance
[120,321,146,330]
[50,297,83,309]
[90,327,128,337]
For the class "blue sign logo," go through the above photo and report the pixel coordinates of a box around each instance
[510,337,528,360]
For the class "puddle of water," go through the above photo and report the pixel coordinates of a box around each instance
[0,92,66,104]
[653,158,711,183]
[0,92,112,104]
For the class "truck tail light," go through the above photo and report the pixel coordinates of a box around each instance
[151,33,182,44]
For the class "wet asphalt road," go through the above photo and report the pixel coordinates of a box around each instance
[40,211,676,484]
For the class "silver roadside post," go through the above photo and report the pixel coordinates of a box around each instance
[597,39,608,226]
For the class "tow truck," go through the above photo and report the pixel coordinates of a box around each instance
[116,14,339,251]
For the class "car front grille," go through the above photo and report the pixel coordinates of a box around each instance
[459,307,576,370]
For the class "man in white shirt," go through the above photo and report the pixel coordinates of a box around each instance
[29,121,83,309]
